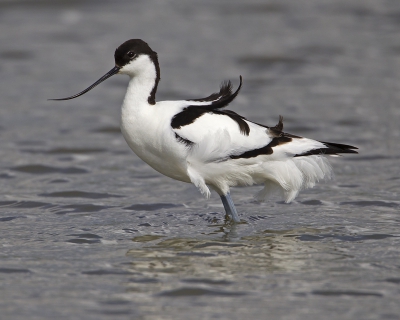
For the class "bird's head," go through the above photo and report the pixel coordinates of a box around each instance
[49,39,159,101]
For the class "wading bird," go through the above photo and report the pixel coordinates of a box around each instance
[50,39,357,222]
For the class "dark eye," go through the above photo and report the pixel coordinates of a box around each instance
[127,51,136,58]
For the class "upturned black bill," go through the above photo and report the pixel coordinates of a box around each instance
[49,66,120,101]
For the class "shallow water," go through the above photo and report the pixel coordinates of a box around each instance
[1,0,400,319]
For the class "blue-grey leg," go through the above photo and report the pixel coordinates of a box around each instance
[220,193,240,223]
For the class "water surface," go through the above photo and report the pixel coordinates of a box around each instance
[1,0,399,319]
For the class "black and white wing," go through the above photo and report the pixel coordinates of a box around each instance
[171,77,357,163]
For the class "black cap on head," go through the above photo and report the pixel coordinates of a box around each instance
[114,39,156,67]
[49,39,160,103]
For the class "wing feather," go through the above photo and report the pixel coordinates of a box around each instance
[171,76,250,134]
[173,113,358,163]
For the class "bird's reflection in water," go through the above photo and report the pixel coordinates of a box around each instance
[125,225,348,296]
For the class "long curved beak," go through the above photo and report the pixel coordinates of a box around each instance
[49,66,120,101]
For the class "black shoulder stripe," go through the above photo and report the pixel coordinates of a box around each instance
[171,108,250,136]
[171,76,250,135]
[294,141,358,157]
[230,136,292,159]
[171,107,207,130]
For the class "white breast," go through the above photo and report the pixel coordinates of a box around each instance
[120,100,192,182]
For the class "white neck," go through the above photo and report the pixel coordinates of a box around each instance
[120,55,159,110]
[123,75,155,107]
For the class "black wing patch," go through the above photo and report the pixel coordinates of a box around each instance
[294,142,358,157]
[229,115,358,160]
[230,136,293,160]
[230,138,358,160]
[171,76,250,135]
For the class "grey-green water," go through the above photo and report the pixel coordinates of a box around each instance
[1,0,400,319]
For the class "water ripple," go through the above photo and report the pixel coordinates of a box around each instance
[297,233,396,242]
[21,147,106,154]
[0,201,54,209]
[54,203,111,214]
[157,287,247,297]
[0,268,31,273]
[11,165,88,174]
[82,269,132,275]
[124,203,182,211]
[341,201,399,208]
[312,290,383,297]
[40,190,123,199]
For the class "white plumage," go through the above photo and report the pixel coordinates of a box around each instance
[51,39,357,223]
